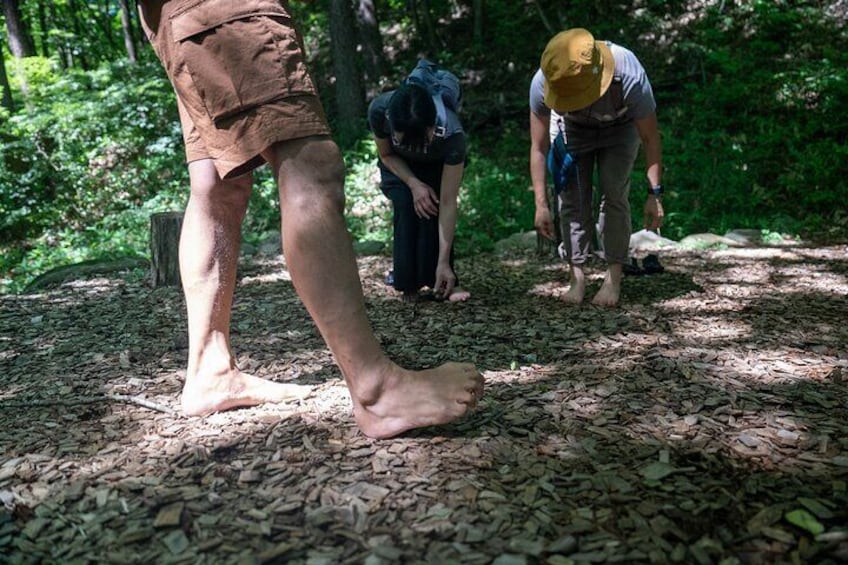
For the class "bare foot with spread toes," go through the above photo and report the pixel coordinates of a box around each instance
[353,362,484,439]
[181,369,313,416]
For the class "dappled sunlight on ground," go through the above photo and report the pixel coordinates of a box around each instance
[1,243,846,562]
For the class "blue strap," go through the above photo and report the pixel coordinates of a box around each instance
[547,130,575,196]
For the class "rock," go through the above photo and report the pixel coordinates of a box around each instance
[724,229,763,245]
[354,240,386,256]
[257,232,282,256]
[240,242,257,256]
[23,257,149,292]
[629,229,679,256]
[495,231,538,254]
[678,233,742,249]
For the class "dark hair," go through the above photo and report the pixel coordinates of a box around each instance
[387,83,436,147]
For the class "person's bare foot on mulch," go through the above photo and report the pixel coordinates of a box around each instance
[448,287,471,302]
[181,370,313,416]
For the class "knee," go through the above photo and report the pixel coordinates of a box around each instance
[286,143,347,215]
[189,166,252,212]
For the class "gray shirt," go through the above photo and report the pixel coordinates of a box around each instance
[529,43,656,140]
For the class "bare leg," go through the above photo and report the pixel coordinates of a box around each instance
[263,137,484,439]
[562,263,587,304]
[179,160,312,416]
[592,263,624,307]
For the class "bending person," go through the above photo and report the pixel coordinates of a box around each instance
[138,1,483,439]
[368,61,471,303]
[529,28,665,306]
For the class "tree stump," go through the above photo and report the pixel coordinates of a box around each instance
[150,211,184,287]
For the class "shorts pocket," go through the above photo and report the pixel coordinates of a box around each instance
[170,0,316,123]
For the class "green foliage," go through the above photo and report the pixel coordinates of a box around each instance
[2,0,847,293]
[0,57,187,292]
[457,127,535,254]
[342,137,393,245]
[659,2,848,240]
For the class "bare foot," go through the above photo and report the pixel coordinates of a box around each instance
[181,369,313,416]
[591,265,623,307]
[353,362,484,439]
[561,264,586,304]
[448,287,471,302]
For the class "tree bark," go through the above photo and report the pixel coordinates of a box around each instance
[150,212,184,288]
[2,0,36,58]
[66,0,89,69]
[355,0,387,89]
[409,0,443,53]
[118,0,138,63]
[36,1,49,57]
[329,0,366,138]
[2,0,35,99]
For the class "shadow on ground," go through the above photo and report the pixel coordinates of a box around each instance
[1,244,846,563]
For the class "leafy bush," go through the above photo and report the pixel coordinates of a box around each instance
[659,2,848,240]
[2,0,847,293]
[0,58,187,292]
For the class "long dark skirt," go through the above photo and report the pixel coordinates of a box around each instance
[379,160,456,293]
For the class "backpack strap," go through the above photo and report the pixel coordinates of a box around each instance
[404,74,448,139]
[547,129,575,196]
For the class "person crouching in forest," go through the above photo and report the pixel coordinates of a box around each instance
[368,60,471,303]
[529,28,665,307]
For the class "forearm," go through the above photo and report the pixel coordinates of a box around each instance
[635,113,662,188]
[530,150,549,209]
[437,163,463,264]
[529,110,552,210]
[643,138,662,188]
[438,204,457,264]
[380,153,418,186]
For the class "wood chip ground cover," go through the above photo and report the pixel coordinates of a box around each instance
[1,244,847,563]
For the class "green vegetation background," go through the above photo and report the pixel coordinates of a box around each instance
[1,1,847,293]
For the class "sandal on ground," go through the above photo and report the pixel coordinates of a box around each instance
[623,258,644,276]
[642,254,665,275]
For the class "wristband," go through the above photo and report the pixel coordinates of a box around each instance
[648,184,664,197]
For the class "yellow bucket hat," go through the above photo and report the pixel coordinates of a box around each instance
[541,28,615,112]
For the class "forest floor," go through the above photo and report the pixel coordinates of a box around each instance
[1,239,847,564]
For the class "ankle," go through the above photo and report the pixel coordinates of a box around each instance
[349,359,402,410]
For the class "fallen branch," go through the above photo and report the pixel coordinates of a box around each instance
[0,393,178,415]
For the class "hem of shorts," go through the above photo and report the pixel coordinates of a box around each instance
[210,119,330,180]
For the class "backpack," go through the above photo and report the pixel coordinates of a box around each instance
[403,59,462,138]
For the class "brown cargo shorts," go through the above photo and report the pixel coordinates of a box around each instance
[139,0,331,179]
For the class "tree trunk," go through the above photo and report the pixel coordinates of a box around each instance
[355,0,387,89]
[473,0,484,49]
[2,0,36,58]
[0,47,13,112]
[2,0,35,99]
[66,0,89,69]
[531,0,556,36]
[36,1,49,57]
[329,0,366,139]
[410,0,443,53]
[150,212,184,288]
[118,0,138,63]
